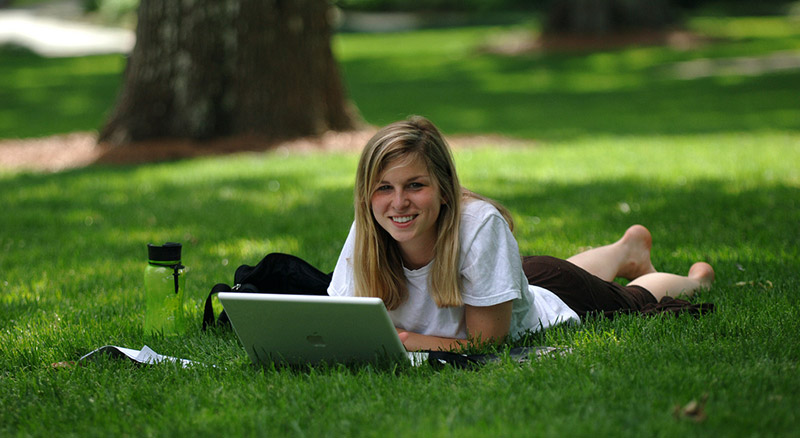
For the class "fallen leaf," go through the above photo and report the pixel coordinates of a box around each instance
[673,393,709,422]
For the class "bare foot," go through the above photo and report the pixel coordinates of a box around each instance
[688,262,715,289]
[617,225,658,281]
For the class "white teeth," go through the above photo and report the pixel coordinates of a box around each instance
[393,216,414,223]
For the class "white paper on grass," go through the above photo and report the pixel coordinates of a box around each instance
[79,345,199,368]
[80,345,428,367]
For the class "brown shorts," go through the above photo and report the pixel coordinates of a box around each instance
[521,255,657,319]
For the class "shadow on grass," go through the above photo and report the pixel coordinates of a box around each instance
[3,34,799,141]
[0,46,124,139]
[1,161,797,309]
[342,53,800,139]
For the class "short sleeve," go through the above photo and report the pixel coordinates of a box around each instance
[327,222,356,297]
[459,204,527,307]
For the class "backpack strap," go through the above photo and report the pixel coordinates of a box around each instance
[202,283,233,330]
[202,253,333,331]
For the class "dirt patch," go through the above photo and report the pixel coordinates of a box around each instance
[0,130,529,173]
[0,131,374,172]
[0,132,102,172]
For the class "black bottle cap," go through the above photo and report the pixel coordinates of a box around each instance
[147,242,182,262]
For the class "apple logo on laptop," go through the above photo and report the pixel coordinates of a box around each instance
[306,334,326,348]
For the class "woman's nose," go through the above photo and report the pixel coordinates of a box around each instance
[392,190,410,209]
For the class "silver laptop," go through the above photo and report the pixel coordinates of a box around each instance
[218,292,412,366]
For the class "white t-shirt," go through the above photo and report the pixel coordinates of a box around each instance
[327,200,579,340]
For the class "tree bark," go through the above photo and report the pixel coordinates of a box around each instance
[100,0,358,146]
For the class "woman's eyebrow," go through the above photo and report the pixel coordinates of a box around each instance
[377,174,431,184]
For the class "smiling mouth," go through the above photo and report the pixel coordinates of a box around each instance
[392,215,416,224]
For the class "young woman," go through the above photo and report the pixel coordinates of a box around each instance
[327,116,715,352]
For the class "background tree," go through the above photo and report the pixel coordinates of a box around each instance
[100,0,358,146]
[544,0,679,35]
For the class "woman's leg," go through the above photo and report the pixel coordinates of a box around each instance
[566,225,657,282]
[629,262,715,300]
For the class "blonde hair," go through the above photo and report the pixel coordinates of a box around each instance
[353,116,514,310]
[354,116,462,309]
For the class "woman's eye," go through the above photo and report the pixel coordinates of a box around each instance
[408,182,424,189]
[375,185,392,192]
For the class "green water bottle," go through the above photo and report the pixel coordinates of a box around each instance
[144,242,186,335]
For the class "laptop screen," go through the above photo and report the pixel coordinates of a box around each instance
[218,292,409,366]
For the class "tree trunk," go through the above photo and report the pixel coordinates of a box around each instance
[544,0,679,36]
[100,0,358,146]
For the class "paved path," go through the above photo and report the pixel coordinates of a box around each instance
[0,0,133,57]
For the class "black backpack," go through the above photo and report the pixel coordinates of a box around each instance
[202,253,332,330]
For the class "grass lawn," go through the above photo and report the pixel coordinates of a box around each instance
[1,13,800,438]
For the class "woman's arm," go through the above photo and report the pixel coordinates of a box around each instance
[397,301,513,351]
[395,329,466,352]
[465,301,512,344]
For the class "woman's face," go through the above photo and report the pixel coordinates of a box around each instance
[370,156,443,268]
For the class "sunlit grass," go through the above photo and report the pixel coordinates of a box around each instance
[690,16,800,39]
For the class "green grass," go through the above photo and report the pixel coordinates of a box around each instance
[2,15,799,140]
[333,16,800,140]
[2,136,798,437]
[2,13,800,438]
[0,47,125,139]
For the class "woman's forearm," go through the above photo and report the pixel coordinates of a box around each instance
[397,330,467,352]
